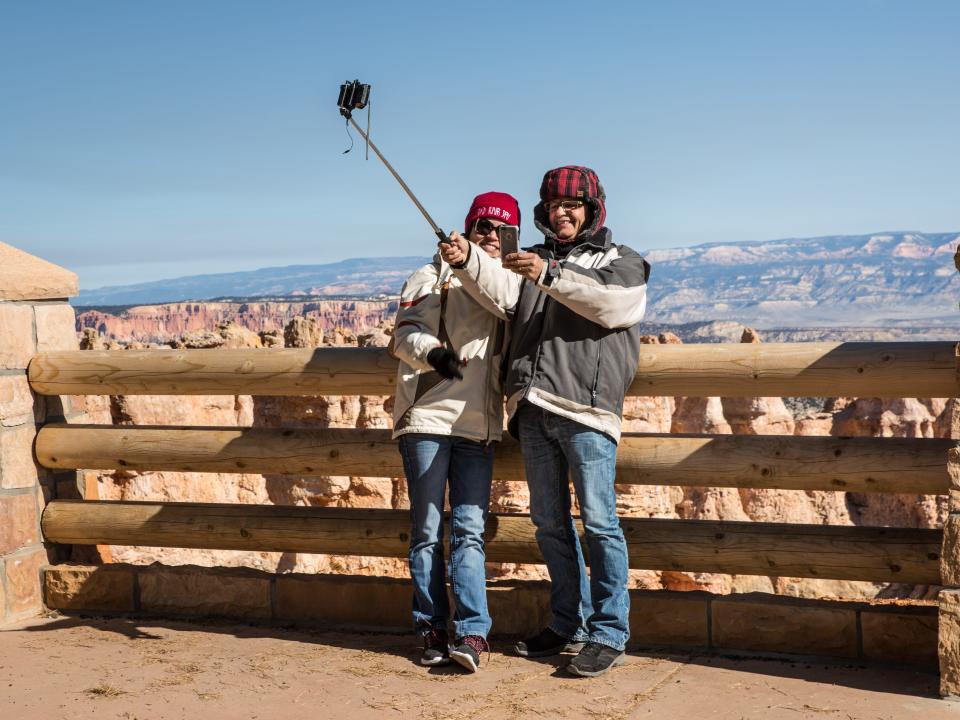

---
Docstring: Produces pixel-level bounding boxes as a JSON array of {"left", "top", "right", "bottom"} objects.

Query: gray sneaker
[
  {"left": 515, "top": 627, "right": 585, "bottom": 658},
  {"left": 449, "top": 635, "right": 489, "bottom": 673},
  {"left": 420, "top": 628, "right": 450, "bottom": 666},
  {"left": 566, "top": 642, "right": 625, "bottom": 677}
]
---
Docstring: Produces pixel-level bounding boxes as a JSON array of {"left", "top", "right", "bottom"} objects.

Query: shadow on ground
[{"left": 11, "top": 613, "right": 940, "bottom": 699}]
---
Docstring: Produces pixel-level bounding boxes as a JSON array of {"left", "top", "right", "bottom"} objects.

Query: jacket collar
[{"left": 543, "top": 226, "right": 612, "bottom": 257}]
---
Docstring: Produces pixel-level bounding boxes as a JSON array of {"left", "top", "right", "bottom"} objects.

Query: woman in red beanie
[{"left": 391, "top": 191, "right": 520, "bottom": 673}]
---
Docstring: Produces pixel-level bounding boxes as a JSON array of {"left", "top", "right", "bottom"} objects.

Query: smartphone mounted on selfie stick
[{"left": 337, "top": 79, "right": 448, "bottom": 244}]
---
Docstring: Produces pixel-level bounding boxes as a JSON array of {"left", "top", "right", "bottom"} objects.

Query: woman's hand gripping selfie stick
[{"left": 338, "top": 80, "right": 448, "bottom": 245}]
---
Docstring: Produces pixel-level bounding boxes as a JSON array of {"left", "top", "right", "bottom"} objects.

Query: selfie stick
[{"left": 342, "top": 114, "right": 448, "bottom": 244}]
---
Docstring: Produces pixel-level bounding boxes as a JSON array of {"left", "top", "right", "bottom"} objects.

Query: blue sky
[{"left": 1, "top": 1, "right": 958, "bottom": 290}]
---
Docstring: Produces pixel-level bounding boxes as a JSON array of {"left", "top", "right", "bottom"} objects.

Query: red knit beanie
[{"left": 464, "top": 191, "right": 521, "bottom": 234}]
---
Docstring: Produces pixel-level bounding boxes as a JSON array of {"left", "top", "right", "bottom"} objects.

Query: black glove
[{"left": 426, "top": 346, "right": 464, "bottom": 380}]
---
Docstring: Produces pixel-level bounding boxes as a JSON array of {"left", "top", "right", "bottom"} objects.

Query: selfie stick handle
[{"left": 346, "top": 115, "right": 447, "bottom": 243}]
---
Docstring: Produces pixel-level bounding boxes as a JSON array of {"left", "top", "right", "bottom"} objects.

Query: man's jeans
[
  {"left": 399, "top": 433, "right": 494, "bottom": 639},
  {"left": 516, "top": 403, "right": 630, "bottom": 651}
]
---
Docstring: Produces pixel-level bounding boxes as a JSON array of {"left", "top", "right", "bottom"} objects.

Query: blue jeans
[
  {"left": 516, "top": 403, "right": 630, "bottom": 651},
  {"left": 399, "top": 433, "right": 494, "bottom": 639}
]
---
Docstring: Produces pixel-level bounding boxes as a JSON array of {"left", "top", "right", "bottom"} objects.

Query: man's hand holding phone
[
  {"left": 502, "top": 254, "right": 545, "bottom": 283},
  {"left": 496, "top": 224, "right": 543, "bottom": 281}
]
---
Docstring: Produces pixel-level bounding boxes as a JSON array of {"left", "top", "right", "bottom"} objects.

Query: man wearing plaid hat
[{"left": 441, "top": 166, "right": 650, "bottom": 677}]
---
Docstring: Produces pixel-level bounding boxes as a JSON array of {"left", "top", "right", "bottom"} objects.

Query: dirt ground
[{"left": 0, "top": 615, "right": 953, "bottom": 720}]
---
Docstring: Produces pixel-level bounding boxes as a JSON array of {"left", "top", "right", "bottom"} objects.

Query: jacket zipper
[
  {"left": 524, "top": 296, "right": 550, "bottom": 401},
  {"left": 526, "top": 247, "right": 569, "bottom": 402},
  {"left": 590, "top": 338, "right": 602, "bottom": 408},
  {"left": 484, "top": 315, "right": 495, "bottom": 444}
]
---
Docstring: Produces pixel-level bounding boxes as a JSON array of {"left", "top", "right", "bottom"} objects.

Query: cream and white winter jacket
[{"left": 391, "top": 254, "right": 507, "bottom": 443}]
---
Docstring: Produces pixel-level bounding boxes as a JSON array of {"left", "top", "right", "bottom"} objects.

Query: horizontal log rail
[
  {"left": 28, "top": 342, "right": 960, "bottom": 398},
  {"left": 41, "top": 500, "right": 942, "bottom": 584},
  {"left": 37, "top": 424, "right": 954, "bottom": 495}
]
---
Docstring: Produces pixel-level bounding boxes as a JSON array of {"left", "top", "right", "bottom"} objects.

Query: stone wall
[
  {"left": 43, "top": 563, "right": 938, "bottom": 669},
  {"left": 0, "top": 241, "right": 84, "bottom": 626}
]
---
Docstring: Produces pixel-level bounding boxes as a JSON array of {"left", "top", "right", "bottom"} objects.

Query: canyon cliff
[{"left": 77, "top": 300, "right": 396, "bottom": 344}]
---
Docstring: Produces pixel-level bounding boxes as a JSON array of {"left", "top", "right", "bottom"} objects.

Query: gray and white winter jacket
[
  {"left": 452, "top": 227, "right": 650, "bottom": 442},
  {"left": 391, "top": 254, "right": 507, "bottom": 443}
]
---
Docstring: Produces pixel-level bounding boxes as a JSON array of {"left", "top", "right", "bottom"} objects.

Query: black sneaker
[
  {"left": 566, "top": 642, "right": 626, "bottom": 677},
  {"left": 449, "top": 635, "right": 489, "bottom": 673},
  {"left": 514, "top": 628, "right": 586, "bottom": 658},
  {"left": 420, "top": 628, "right": 450, "bottom": 667}
]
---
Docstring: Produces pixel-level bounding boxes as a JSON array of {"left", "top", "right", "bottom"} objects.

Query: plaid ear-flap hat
[{"left": 533, "top": 166, "right": 607, "bottom": 243}]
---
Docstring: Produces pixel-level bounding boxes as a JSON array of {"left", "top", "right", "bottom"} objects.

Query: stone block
[
  {"left": 940, "top": 589, "right": 960, "bottom": 699},
  {"left": 44, "top": 564, "right": 135, "bottom": 612},
  {"left": 0, "top": 424, "right": 39, "bottom": 489},
  {"left": 71, "top": 395, "right": 112, "bottom": 425},
  {"left": 34, "top": 304, "right": 78, "bottom": 353},
  {"left": 943, "top": 513, "right": 960, "bottom": 587},
  {"left": 139, "top": 565, "right": 270, "bottom": 620},
  {"left": 0, "top": 304, "right": 35, "bottom": 370},
  {"left": 487, "top": 581, "right": 551, "bottom": 636},
  {"left": 276, "top": 574, "right": 408, "bottom": 628},
  {"left": 5, "top": 547, "right": 47, "bottom": 616},
  {"left": 64, "top": 395, "right": 87, "bottom": 417},
  {"left": 630, "top": 590, "right": 709, "bottom": 648},
  {"left": 861, "top": 607, "right": 937, "bottom": 668},
  {"left": 0, "top": 242, "right": 78, "bottom": 301},
  {"left": 948, "top": 447, "right": 960, "bottom": 511},
  {"left": 0, "top": 560, "right": 6, "bottom": 623},
  {"left": 712, "top": 595, "right": 858, "bottom": 658},
  {"left": 0, "top": 492, "right": 39, "bottom": 554},
  {"left": 0, "top": 374, "right": 34, "bottom": 427}
]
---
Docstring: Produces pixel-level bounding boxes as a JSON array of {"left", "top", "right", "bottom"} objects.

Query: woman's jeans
[
  {"left": 516, "top": 403, "right": 630, "bottom": 651},
  {"left": 399, "top": 433, "right": 494, "bottom": 640}
]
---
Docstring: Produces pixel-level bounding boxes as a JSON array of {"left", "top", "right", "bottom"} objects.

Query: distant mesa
[
  {"left": 74, "top": 256, "right": 428, "bottom": 308},
  {"left": 73, "top": 231, "right": 960, "bottom": 330}
]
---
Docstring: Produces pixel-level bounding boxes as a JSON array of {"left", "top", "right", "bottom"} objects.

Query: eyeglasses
[
  {"left": 545, "top": 199, "right": 585, "bottom": 213},
  {"left": 474, "top": 218, "right": 501, "bottom": 236}
]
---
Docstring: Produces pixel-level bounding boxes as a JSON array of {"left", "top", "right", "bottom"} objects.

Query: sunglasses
[{"left": 474, "top": 218, "right": 501, "bottom": 236}]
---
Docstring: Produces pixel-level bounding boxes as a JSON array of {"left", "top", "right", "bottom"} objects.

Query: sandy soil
[{"left": 0, "top": 615, "right": 952, "bottom": 720}]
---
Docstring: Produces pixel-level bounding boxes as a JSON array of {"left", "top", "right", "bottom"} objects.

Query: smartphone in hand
[{"left": 499, "top": 225, "right": 520, "bottom": 257}]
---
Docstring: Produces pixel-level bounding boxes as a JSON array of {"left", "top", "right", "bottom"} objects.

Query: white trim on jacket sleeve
[
  {"left": 393, "top": 265, "right": 443, "bottom": 372},
  {"left": 451, "top": 243, "right": 523, "bottom": 319},
  {"left": 536, "top": 247, "right": 649, "bottom": 329}
]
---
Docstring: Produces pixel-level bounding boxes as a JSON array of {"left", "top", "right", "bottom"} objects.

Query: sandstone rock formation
[
  {"left": 78, "top": 319, "right": 957, "bottom": 601},
  {"left": 84, "top": 318, "right": 406, "bottom": 578},
  {"left": 76, "top": 300, "right": 396, "bottom": 345}
]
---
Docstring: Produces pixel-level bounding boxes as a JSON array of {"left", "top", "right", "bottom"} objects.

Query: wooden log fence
[
  {"left": 41, "top": 500, "right": 942, "bottom": 585},
  {"left": 36, "top": 424, "right": 954, "bottom": 495},
  {"left": 28, "top": 341, "right": 960, "bottom": 398}
]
